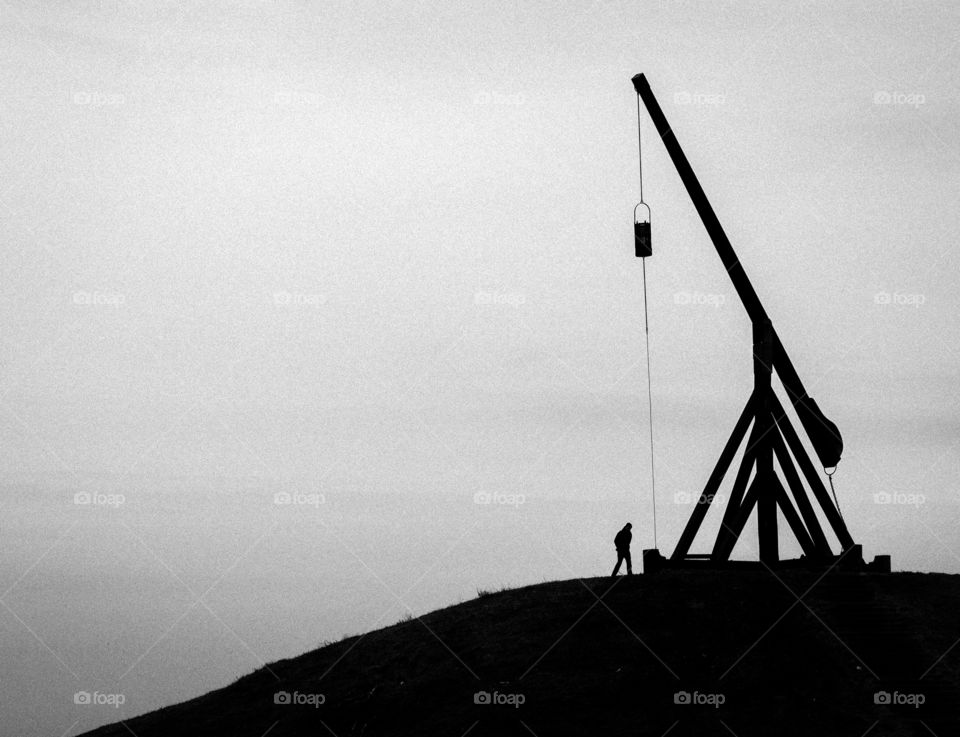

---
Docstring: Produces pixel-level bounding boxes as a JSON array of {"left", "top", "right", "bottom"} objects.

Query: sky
[{"left": 1, "top": 1, "right": 959, "bottom": 734}]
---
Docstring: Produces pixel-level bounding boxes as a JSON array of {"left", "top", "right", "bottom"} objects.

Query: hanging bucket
[{"left": 634, "top": 202, "right": 651, "bottom": 258}]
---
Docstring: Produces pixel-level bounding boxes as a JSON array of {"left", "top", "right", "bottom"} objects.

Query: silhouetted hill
[{"left": 82, "top": 571, "right": 960, "bottom": 736}]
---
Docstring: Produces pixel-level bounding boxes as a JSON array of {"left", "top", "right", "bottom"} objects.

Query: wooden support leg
[
  {"left": 672, "top": 394, "right": 755, "bottom": 560},
  {"left": 771, "top": 429, "right": 832, "bottom": 556},
  {"left": 711, "top": 429, "right": 759, "bottom": 561},
  {"left": 717, "top": 475, "right": 762, "bottom": 558},
  {"left": 770, "top": 393, "right": 854, "bottom": 549},
  {"left": 772, "top": 474, "right": 817, "bottom": 556}
]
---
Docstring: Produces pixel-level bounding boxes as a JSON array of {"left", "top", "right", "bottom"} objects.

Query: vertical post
[{"left": 753, "top": 319, "right": 778, "bottom": 564}]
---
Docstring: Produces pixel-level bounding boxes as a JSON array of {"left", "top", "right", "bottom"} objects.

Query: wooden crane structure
[{"left": 630, "top": 74, "right": 890, "bottom": 573}]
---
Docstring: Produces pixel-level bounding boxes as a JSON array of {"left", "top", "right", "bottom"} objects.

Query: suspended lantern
[{"left": 634, "top": 201, "right": 651, "bottom": 258}]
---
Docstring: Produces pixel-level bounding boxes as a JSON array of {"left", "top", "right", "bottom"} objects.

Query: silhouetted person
[{"left": 612, "top": 522, "right": 633, "bottom": 576}]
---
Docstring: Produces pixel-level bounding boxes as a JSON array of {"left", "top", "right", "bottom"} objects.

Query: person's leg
[
  {"left": 612, "top": 552, "right": 624, "bottom": 576},
  {"left": 625, "top": 550, "right": 633, "bottom": 575}
]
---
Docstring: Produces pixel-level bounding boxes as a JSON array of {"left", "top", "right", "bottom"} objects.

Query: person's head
[{"left": 625, "top": 522, "right": 632, "bottom": 530}]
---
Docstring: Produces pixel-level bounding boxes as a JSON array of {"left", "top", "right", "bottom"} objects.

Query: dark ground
[{"left": 81, "top": 570, "right": 960, "bottom": 737}]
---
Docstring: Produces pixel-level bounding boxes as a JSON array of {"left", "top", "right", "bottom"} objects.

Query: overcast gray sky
[{"left": 1, "top": 1, "right": 959, "bottom": 734}]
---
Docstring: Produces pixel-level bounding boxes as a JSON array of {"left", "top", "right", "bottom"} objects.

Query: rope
[
  {"left": 826, "top": 467, "right": 844, "bottom": 521},
  {"left": 637, "top": 93, "right": 655, "bottom": 547},
  {"left": 636, "top": 95, "right": 644, "bottom": 202},
  {"left": 642, "top": 258, "right": 657, "bottom": 548}
]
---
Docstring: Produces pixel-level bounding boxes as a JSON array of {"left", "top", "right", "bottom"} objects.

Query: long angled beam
[
  {"left": 672, "top": 394, "right": 755, "bottom": 559},
  {"left": 632, "top": 73, "right": 842, "bottom": 469},
  {"left": 632, "top": 74, "right": 766, "bottom": 325}
]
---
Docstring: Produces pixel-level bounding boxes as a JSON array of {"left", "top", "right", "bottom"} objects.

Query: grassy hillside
[{"left": 81, "top": 571, "right": 960, "bottom": 736}]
